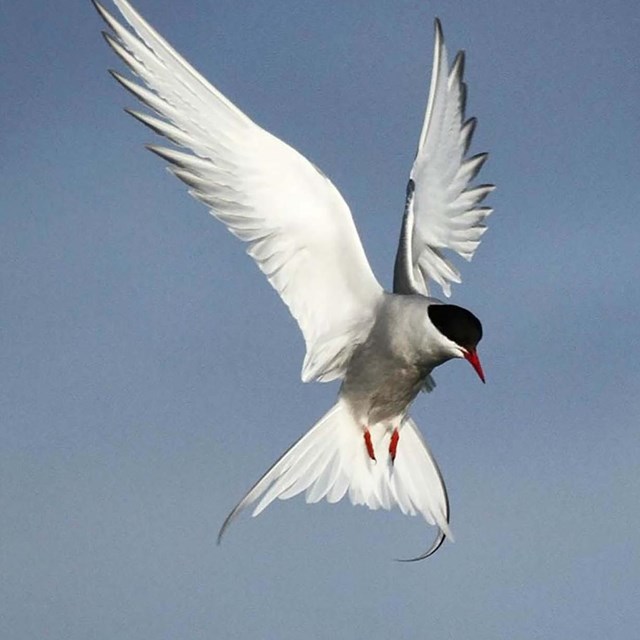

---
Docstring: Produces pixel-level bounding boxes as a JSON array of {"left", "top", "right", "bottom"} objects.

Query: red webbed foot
[
  {"left": 389, "top": 428, "right": 399, "bottom": 463},
  {"left": 363, "top": 428, "right": 376, "bottom": 461}
]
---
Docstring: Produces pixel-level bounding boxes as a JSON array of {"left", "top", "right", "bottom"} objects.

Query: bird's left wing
[
  {"left": 95, "top": 0, "right": 383, "bottom": 382},
  {"left": 394, "top": 19, "right": 494, "bottom": 298}
]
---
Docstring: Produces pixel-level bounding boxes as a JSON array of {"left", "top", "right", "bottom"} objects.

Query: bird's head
[{"left": 427, "top": 303, "right": 485, "bottom": 383}]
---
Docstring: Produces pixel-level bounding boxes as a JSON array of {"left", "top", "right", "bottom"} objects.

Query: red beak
[{"left": 463, "top": 349, "right": 485, "bottom": 383}]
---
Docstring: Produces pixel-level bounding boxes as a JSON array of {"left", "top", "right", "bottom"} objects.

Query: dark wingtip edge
[
  {"left": 434, "top": 17, "right": 443, "bottom": 40},
  {"left": 91, "top": 0, "right": 108, "bottom": 22}
]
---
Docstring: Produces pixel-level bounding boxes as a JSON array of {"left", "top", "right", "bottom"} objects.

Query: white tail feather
[{"left": 218, "top": 399, "right": 452, "bottom": 559}]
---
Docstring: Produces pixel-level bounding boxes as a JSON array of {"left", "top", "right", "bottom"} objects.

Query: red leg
[
  {"left": 389, "top": 428, "right": 399, "bottom": 463},
  {"left": 363, "top": 428, "right": 376, "bottom": 461}
]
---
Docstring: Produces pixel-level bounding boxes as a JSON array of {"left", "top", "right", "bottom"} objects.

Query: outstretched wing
[
  {"left": 95, "top": 0, "right": 383, "bottom": 382},
  {"left": 394, "top": 19, "right": 494, "bottom": 298}
]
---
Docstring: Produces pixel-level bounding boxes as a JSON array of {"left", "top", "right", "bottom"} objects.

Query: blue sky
[{"left": 2, "top": 0, "right": 639, "bottom": 638}]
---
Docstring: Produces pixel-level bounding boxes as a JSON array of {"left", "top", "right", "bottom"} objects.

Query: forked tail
[{"left": 218, "top": 399, "right": 452, "bottom": 560}]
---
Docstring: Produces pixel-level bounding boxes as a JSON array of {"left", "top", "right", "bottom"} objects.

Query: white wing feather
[
  {"left": 95, "top": 0, "right": 383, "bottom": 382},
  {"left": 404, "top": 19, "right": 494, "bottom": 297}
]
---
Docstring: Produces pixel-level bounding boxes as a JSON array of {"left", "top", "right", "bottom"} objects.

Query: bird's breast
[{"left": 340, "top": 356, "right": 427, "bottom": 426}]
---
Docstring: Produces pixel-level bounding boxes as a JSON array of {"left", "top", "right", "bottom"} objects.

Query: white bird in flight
[{"left": 94, "top": 0, "right": 494, "bottom": 561}]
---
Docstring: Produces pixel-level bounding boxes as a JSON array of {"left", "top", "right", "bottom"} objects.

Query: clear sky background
[{"left": 2, "top": 1, "right": 639, "bottom": 638}]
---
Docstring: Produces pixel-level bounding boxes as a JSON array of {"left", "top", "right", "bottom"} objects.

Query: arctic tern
[{"left": 95, "top": 0, "right": 494, "bottom": 561}]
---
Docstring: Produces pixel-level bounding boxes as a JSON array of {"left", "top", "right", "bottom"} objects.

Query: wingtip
[
  {"left": 452, "top": 49, "right": 466, "bottom": 80},
  {"left": 434, "top": 17, "right": 443, "bottom": 39},
  {"left": 433, "top": 18, "right": 445, "bottom": 56},
  {"left": 94, "top": 0, "right": 121, "bottom": 35},
  {"left": 122, "top": 106, "right": 140, "bottom": 121},
  {"left": 92, "top": 0, "right": 108, "bottom": 21},
  {"left": 101, "top": 29, "right": 119, "bottom": 51},
  {"left": 144, "top": 143, "right": 163, "bottom": 156}
]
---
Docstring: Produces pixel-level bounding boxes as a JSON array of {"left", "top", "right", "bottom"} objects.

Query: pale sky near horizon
[{"left": 2, "top": 1, "right": 639, "bottom": 638}]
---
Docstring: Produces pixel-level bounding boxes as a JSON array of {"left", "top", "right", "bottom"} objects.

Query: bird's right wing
[
  {"left": 95, "top": 0, "right": 383, "bottom": 382},
  {"left": 394, "top": 19, "right": 494, "bottom": 298}
]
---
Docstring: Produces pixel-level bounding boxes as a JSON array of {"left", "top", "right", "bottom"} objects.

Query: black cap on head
[{"left": 427, "top": 304, "right": 483, "bottom": 350}]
